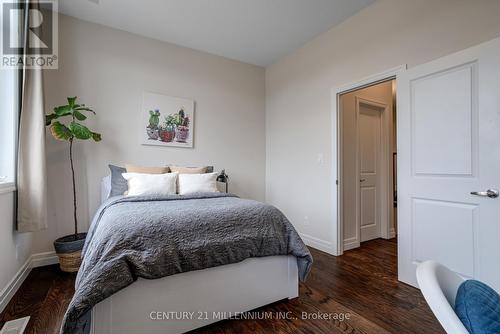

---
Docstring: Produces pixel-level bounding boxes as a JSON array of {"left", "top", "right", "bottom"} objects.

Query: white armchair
[{"left": 416, "top": 261, "right": 469, "bottom": 334}]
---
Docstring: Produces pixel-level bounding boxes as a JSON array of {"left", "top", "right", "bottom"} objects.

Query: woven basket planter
[
  {"left": 57, "top": 251, "right": 82, "bottom": 272},
  {"left": 54, "top": 233, "right": 87, "bottom": 273}
]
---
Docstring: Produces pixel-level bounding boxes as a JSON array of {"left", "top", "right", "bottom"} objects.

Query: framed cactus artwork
[{"left": 141, "top": 92, "right": 194, "bottom": 148}]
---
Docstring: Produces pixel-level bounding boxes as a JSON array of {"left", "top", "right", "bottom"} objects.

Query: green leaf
[
  {"left": 50, "top": 122, "right": 73, "bottom": 141},
  {"left": 73, "top": 110, "right": 87, "bottom": 121},
  {"left": 67, "top": 97, "right": 77, "bottom": 108},
  {"left": 91, "top": 132, "right": 102, "bottom": 142},
  {"left": 75, "top": 106, "right": 95, "bottom": 114},
  {"left": 45, "top": 113, "right": 59, "bottom": 126},
  {"left": 54, "top": 105, "right": 72, "bottom": 116},
  {"left": 69, "top": 122, "right": 92, "bottom": 140}
]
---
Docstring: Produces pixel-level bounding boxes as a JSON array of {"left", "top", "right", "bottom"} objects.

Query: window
[
  {"left": 0, "top": 0, "right": 20, "bottom": 189},
  {"left": 0, "top": 67, "right": 18, "bottom": 187}
]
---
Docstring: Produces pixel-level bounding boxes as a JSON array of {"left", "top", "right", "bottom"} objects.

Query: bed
[{"left": 60, "top": 176, "right": 312, "bottom": 334}]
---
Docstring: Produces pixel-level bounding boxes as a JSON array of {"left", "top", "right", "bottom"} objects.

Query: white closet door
[{"left": 358, "top": 104, "right": 382, "bottom": 242}]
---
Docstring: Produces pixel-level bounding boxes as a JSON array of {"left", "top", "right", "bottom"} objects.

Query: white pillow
[
  {"left": 122, "top": 172, "right": 178, "bottom": 196},
  {"left": 178, "top": 172, "right": 218, "bottom": 195}
]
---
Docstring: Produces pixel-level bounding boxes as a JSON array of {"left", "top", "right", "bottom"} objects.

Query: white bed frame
[{"left": 90, "top": 177, "right": 299, "bottom": 334}]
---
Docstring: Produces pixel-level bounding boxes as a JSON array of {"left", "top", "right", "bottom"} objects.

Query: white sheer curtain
[{"left": 17, "top": 0, "right": 48, "bottom": 232}]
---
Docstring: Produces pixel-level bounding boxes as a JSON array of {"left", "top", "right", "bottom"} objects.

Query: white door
[
  {"left": 358, "top": 102, "right": 382, "bottom": 242},
  {"left": 398, "top": 37, "right": 500, "bottom": 289}
]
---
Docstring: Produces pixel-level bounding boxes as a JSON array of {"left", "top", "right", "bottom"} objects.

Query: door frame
[{"left": 331, "top": 65, "right": 406, "bottom": 256}]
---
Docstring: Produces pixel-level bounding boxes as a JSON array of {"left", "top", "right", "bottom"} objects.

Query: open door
[
  {"left": 397, "top": 38, "right": 500, "bottom": 289},
  {"left": 358, "top": 98, "right": 384, "bottom": 242}
]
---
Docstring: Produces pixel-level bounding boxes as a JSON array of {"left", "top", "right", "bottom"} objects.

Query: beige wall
[
  {"left": 265, "top": 0, "right": 500, "bottom": 250},
  {"left": 0, "top": 193, "right": 32, "bottom": 300},
  {"left": 35, "top": 15, "right": 266, "bottom": 253},
  {"left": 339, "top": 81, "right": 394, "bottom": 245}
]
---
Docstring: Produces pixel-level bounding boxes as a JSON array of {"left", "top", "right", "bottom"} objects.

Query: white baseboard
[
  {"left": 31, "top": 251, "right": 59, "bottom": 268},
  {"left": 343, "top": 237, "right": 360, "bottom": 251},
  {"left": 389, "top": 228, "right": 396, "bottom": 239},
  {"left": 0, "top": 258, "right": 31, "bottom": 314},
  {"left": 0, "top": 251, "right": 59, "bottom": 314},
  {"left": 299, "top": 233, "right": 336, "bottom": 255}
]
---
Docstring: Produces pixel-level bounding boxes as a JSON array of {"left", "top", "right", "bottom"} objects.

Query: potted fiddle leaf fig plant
[{"left": 45, "top": 97, "right": 102, "bottom": 272}]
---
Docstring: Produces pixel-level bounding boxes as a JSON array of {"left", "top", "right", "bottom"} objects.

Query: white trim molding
[
  {"left": 0, "top": 252, "right": 59, "bottom": 313},
  {"left": 335, "top": 65, "right": 407, "bottom": 95},
  {"left": 343, "top": 237, "right": 360, "bottom": 251},
  {"left": 389, "top": 228, "right": 396, "bottom": 239},
  {"left": 299, "top": 233, "right": 335, "bottom": 255},
  {"left": 31, "top": 251, "right": 59, "bottom": 268},
  {"left": 331, "top": 64, "right": 407, "bottom": 256},
  {"left": 0, "top": 259, "right": 31, "bottom": 314},
  {"left": 0, "top": 182, "right": 16, "bottom": 195}
]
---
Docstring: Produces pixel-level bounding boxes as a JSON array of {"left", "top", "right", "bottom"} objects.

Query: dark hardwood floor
[
  {"left": 0, "top": 265, "right": 76, "bottom": 334},
  {"left": 0, "top": 239, "right": 444, "bottom": 334}
]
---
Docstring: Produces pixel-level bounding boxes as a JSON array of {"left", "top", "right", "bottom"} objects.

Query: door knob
[
  {"left": 360, "top": 179, "right": 366, "bottom": 182},
  {"left": 470, "top": 189, "right": 499, "bottom": 198}
]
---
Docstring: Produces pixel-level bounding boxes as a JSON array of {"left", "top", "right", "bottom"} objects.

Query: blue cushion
[
  {"left": 455, "top": 280, "right": 500, "bottom": 334},
  {"left": 108, "top": 164, "right": 127, "bottom": 197}
]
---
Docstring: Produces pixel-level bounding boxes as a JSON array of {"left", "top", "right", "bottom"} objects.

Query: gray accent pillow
[{"left": 108, "top": 164, "right": 128, "bottom": 197}]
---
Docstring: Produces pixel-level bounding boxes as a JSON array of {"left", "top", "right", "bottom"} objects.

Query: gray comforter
[{"left": 60, "top": 193, "right": 313, "bottom": 334}]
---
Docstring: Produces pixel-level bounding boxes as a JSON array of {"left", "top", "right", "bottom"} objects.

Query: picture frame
[{"left": 141, "top": 92, "right": 194, "bottom": 148}]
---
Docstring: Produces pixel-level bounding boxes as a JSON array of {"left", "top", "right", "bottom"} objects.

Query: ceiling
[{"left": 58, "top": 0, "right": 375, "bottom": 67}]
